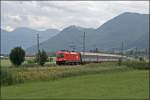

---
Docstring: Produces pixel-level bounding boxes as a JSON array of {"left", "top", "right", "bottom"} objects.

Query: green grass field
[
  {"left": 1, "top": 59, "right": 12, "bottom": 67},
  {"left": 0, "top": 59, "right": 55, "bottom": 67},
  {"left": 1, "top": 59, "right": 149, "bottom": 99},
  {"left": 1, "top": 70, "right": 149, "bottom": 99}
]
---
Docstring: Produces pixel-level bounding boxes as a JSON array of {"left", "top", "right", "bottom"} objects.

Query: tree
[
  {"left": 139, "top": 57, "right": 144, "bottom": 62},
  {"left": 9, "top": 47, "right": 25, "bottom": 66},
  {"left": 118, "top": 58, "right": 122, "bottom": 66},
  {"left": 35, "top": 50, "right": 48, "bottom": 66}
]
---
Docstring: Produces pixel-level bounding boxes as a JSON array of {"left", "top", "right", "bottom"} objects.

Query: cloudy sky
[{"left": 1, "top": 1, "right": 149, "bottom": 31}]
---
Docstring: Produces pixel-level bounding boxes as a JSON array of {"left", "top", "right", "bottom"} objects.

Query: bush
[
  {"left": 0, "top": 68, "right": 23, "bottom": 85},
  {"left": 139, "top": 57, "right": 144, "bottom": 62},
  {"left": 9, "top": 47, "right": 25, "bottom": 66},
  {"left": 123, "top": 61, "right": 149, "bottom": 69},
  {"left": 27, "top": 60, "right": 35, "bottom": 64},
  {"left": 49, "top": 57, "right": 53, "bottom": 62},
  {"left": 35, "top": 50, "right": 48, "bottom": 66}
]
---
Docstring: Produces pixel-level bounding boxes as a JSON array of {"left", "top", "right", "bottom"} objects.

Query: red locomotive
[
  {"left": 56, "top": 51, "right": 125, "bottom": 65},
  {"left": 56, "top": 51, "right": 81, "bottom": 65}
]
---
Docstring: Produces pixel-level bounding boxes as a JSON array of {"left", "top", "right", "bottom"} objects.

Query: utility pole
[
  {"left": 37, "top": 34, "right": 40, "bottom": 53},
  {"left": 83, "top": 32, "right": 86, "bottom": 62},
  {"left": 135, "top": 47, "right": 138, "bottom": 58},
  {"left": 96, "top": 48, "right": 98, "bottom": 62},
  {"left": 121, "top": 41, "right": 124, "bottom": 59},
  {"left": 118, "top": 41, "right": 124, "bottom": 66},
  {"left": 37, "top": 34, "right": 40, "bottom": 61},
  {"left": 83, "top": 32, "right": 86, "bottom": 53},
  {"left": 145, "top": 48, "right": 148, "bottom": 57},
  {"left": 121, "top": 41, "right": 123, "bottom": 55}
]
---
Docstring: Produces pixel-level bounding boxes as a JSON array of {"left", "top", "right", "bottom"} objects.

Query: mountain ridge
[
  {"left": 26, "top": 12, "right": 149, "bottom": 54},
  {"left": 1, "top": 28, "right": 60, "bottom": 54}
]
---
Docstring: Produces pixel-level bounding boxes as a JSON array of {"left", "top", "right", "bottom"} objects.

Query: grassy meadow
[
  {"left": 1, "top": 70, "right": 149, "bottom": 99},
  {"left": 1, "top": 59, "right": 12, "bottom": 67},
  {"left": 0, "top": 59, "right": 149, "bottom": 99}
]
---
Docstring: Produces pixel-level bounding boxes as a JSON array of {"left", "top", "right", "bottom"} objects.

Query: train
[{"left": 56, "top": 50, "right": 126, "bottom": 65}]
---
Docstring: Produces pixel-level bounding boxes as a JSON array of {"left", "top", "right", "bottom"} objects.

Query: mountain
[
  {"left": 93, "top": 12, "right": 149, "bottom": 50},
  {"left": 26, "top": 12, "right": 149, "bottom": 54},
  {"left": 26, "top": 25, "right": 96, "bottom": 54},
  {"left": 1, "top": 27, "right": 60, "bottom": 54}
]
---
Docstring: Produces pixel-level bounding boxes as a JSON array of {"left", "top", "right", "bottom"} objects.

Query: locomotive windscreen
[{"left": 56, "top": 54, "right": 64, "bottom": 58}]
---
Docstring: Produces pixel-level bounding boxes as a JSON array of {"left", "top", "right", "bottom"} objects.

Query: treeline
[{"left": 8, "top": 47, "right": 48, "bottom": 66}]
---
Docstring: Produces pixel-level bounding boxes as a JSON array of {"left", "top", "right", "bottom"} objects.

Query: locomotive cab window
[{"left": 56, "top": 54, "right": 64, "bottom": 58}]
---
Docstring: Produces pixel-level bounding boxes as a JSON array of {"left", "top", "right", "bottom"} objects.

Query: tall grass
[
  {"left": 1, "top": 62, "right": 129, "bottom": 86},
  {"left": 1, "top": 61, "right": 148, "bottom": 86},
  {"left": 0, "top": 68, "right": 23, "bottom": 85}
]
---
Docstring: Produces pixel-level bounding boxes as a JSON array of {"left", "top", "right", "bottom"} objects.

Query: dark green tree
[
  {"left": 118, "top": 58, "right": 122, "bottom": 66},
  {"left": 139, "top": 57, "right": 144, "bottom": 62},
  {"left": 35, "top": 50, "right": 48, "bottom": 66},
  {"left": 9, "top": 47, "right": 25, "bottom": 66}
]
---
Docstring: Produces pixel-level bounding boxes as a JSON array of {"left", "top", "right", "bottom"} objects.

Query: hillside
[
  {"left": 26, "top": 12, "right": 149, "bottom": 54},
  {"left": 1, "top": 27, "right": 60, "bottom": 54},
  {"left": 94, "top": 12, "right": 149, "bottom": 49}
]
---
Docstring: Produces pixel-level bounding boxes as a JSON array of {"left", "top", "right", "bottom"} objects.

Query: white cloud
[
  {"left": 5, "top": 26, "right": 14, "bottom": 32},
  {"left": 1, "top": 1, "right": 149, "bottom": 31}
]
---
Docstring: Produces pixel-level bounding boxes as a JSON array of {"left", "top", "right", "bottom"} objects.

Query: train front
[
  {"left": 56, "top": 51, "right": 65, "bottom": 65},
  {"left": 56, "top": 51, "right": 81, "bottom": 65}
]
